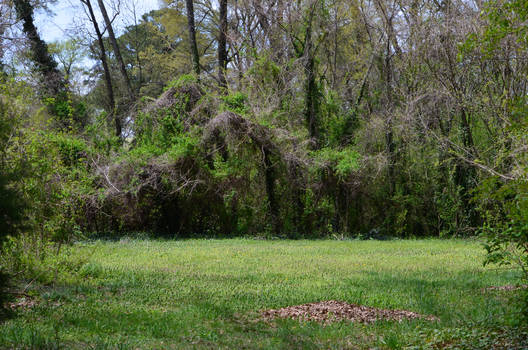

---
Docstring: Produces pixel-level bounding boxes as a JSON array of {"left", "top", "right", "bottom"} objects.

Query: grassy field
[{"left": 0, "top": 239, "right": 525, "bottom": 349}]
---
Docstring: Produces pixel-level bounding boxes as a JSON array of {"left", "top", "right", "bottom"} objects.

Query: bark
[
  {"left": 303, "top": 11, "right": 319, "bottom": 147},
  {"left": 263, "top": 148, "right": 280, "bottom": 234},
  {"left": 13, "top": 0, "right": 65, "bottom": 95},
  {"left": 0, "top": 14, "right": 5, "bottom": 75},
  {"left": 289, "top": 159, "right": 306, "bottom": 235},
  {"left": 96, "top": 0, "right": 134, "bottom": 100},
  {"left": 82, "top": 0, "right": 119, "bottom": 137},
  {"left": 454, "top": 107, "right": 478, "bottom": 230},
  {"left": 217, "top": 0, "right": 228, "bottom": 89},
  {"left": 185, "top": 0, "right": 200, "bottom": 76},
  {"left": 384, "top": 42, "right": 396, "bottom": 195}
]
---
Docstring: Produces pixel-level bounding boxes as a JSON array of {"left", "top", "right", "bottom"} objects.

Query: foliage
[
  {"left": 313, "top": 147, "right": 360, "bottom": 178},
  {"left": 221, "top": 92, "right": 249, "bottom": 115},
  {"left": 0, "top": 80, "right": 93, "bottom": 282},
  {"left": 0, "top": 99, "right": 23, "bottom": 319},
  {"left": 476, "top": 178, "right": 528, "bottom": 278},
  {"left": 462, "top": 0, "right": 528, "bottom": 309}
]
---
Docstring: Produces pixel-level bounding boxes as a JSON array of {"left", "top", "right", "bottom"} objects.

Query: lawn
[{"left": 0, "top": 239, "right": 525, "bottom": 349}]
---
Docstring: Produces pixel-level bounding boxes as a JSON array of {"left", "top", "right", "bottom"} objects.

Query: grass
[{"left": 0, "top": 239, "right": 525, "bottom": 349}]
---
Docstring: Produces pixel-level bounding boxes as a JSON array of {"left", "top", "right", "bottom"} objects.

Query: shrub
[
  {"left": 0, "top": 99, "right": 24, "bottom": 319},
  {"left": 476, "top": 177, "right": 528, "bottom": 279}
]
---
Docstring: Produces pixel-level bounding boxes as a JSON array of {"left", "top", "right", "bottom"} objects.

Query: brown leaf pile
[{"left": 261, "top": 300, "right": 439, "bottom": 324}]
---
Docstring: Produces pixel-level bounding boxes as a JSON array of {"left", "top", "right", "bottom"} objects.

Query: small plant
[
  {"left": 221, "top": 92, "right": 249, "bottom": 115},
  {"left": 165, "top": 74, "right": 198, "bottom": 91}
]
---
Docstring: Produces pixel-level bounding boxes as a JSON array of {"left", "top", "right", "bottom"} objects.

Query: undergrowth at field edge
[{"left": 0, "top": 239, "right": 525, "bottom": 349}]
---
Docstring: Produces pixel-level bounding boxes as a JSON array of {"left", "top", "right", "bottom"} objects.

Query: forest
[{"left": 0, "top": 0, "right": 527, "bottom": 348}]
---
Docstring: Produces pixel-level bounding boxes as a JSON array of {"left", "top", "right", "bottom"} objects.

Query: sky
[{"left": 35, "top": 0, "right": 162, "bottom": 43}]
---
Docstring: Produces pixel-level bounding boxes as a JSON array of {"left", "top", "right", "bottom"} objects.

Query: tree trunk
[
  {"left": 454, "top": 107, "right": 478, "bottom": 231},
  {"left": 218, "top": 0, "right": 228, "bottom": 89},
  {"left": 96, "top": 0, "right": 134, "bottom": 100},
  {"left": 0, "top": 17, "right": 6, "bottom": 76},
  {"left": 384, "top": 37, "right": 396, "bottom": 196},
  {"left": 185, "top": 0, "right": 200, "bottom": 76},
  {"left": 373, "top": 0, "right": 402, "bottom": 56},
  {"left": 82, "top": 0, "right": 119, "bottom": 137},
  {"left": 303, "top": 13, "right": 319, "bottom": 147},
  {"left": 263, "top": 149, "right": 280, "bottom": 234},
  {"left": 13, "top": 0, "right": 65, "bottom": 95}
]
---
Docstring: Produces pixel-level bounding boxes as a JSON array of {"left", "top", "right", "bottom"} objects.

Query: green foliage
[
  {"left": 463, "top": 1, "right": 528, "bottom": 313},
  {"left": 0, "top": 99, "right": 23, "bottom": 319},
  {"left": 0, "top": 79, "right": 94, "bottom": 285},
  {"left": 0, "top": 102, "right": 23, "bottom": 241},
  {"left": 248, "top": 55, "right": 281, "bottom": 86},
  {"left": 476, "top": 177, "right": 528, "bottom": 277},
  {"left": 221, "top": 92, "right": 249, "bottom": 115},
  {"left": 313, "top": 147, "right": 360, "bottom": 178},
  {"left": 43, "top": 92, "right": 87, "bottom": 131},
  {"left": 167, "top": 133, "right": 200, "bottom": 161},
  {"left": 165, "top": 74, "right": 198, "bottom": 91},
  {"left": 49, "top": 133, "right": 89, "bottom": 166},
  {"left": 134, "top": 109, "right": 185, "bottom": 153}
]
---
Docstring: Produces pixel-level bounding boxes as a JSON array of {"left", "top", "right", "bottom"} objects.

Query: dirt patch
[
  {"left": 483, "top": 284, "right": 528, "bottom": 292},
  {"left": 261, "top": 300, "right": 439, "bottom": 324}
]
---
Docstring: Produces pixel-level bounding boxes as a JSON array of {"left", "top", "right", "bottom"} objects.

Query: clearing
[{"left": 0, "top": 239, "right": 525, "bottom": 349}]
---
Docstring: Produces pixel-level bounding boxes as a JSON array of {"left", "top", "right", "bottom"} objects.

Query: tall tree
[
  {"left": 302, "top": 4, "right": 320, "bottom": 147},
  {"left": 217, "top": 0, "right": 227, "bottom": 89},
  {"left": 185, "top": 0, "right": 200, "bottom": 76},
  {"left": 13, "top": 0, "right": 65, "bottom": 95},
  {"left": 288, "top": 0, "right": 326, "bottom": 147},
  {"left": 96, "top": 0, "right": 135, "bottom": 100},
  {"left": 81, "top": 0, "right": 119, "bottom": 137}
]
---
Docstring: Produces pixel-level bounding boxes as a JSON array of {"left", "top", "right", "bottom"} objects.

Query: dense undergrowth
[{"left": 0, "top": 72, "right": 519, "bottom": 242}]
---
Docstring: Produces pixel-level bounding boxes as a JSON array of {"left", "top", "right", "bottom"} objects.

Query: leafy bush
[
  {"left": 312, "top": 147, "right": 360, "bottom": 178},
  {"left": 0, "top": 80, "right": 94, "bottom": 285},
  {"left": 476, "top": 177, "right": 528, "bottom": 279},
  {"left": 221, "top": 92, "right": 249, "bottom": 115},
  {"left": 0, "top": 98, "right": 24, "bottom": 319}
]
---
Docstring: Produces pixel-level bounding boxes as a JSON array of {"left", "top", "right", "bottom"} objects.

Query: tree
[
  {"left": 286, "top": 0, "right": 328, "bottom": 147},
  {"left": 13, "top": 0, "right": 65, "bottom": 95},
  {"left": 217, "top": 0, "right": 227, "bottom": 89},
  {"left": 80, "top": 0, "right": 119, "bottom": 136},
  {"left": 96, "top": 0, "right": 135, "bottom": 100},
  {"left": 185, "top": 0, "right": 200, "bottom": 76},
  {"left": 49, "top": 38, "right": 87, "bottom": 94}
]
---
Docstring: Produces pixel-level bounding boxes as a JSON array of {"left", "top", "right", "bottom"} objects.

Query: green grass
[{"left": 1, "top": 239, "right": 525, "bottom": 349}]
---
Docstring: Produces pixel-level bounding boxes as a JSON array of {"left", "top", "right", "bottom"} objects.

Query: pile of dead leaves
[{"left": 261, "top": 300, "right": 439, "bottom": 324}]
